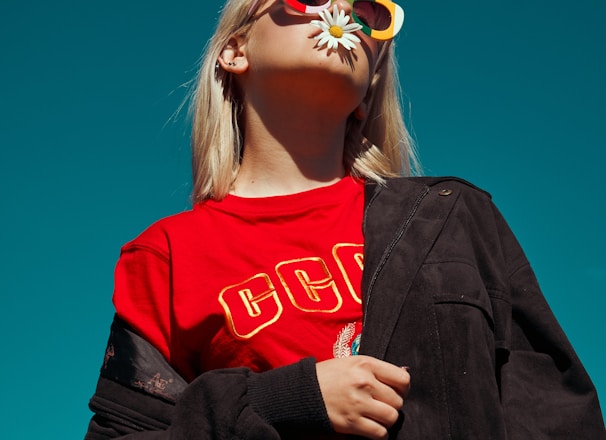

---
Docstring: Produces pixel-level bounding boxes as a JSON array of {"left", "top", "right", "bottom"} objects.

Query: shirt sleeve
[{"left": 113, "top": 226, "right": 172, "bottom": 364}]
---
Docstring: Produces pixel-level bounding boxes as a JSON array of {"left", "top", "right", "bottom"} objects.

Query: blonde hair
[{"left": 189, "top": 0, "right": 419, "bottom": 202}]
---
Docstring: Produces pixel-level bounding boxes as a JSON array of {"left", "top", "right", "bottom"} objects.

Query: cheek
[
  {"left": 246, "top": 21, "right": 316, "bottom": 67},
  {"left": 358, "top": 35, "right": 381, "bottom": 69}
]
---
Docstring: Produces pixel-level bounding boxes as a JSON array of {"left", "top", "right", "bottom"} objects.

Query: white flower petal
[
  {"left": 332, "top": 6, "right": 341, "bottom": 21},
  {"left": 342, "top": 23, "right": 362, "bottom": 32},
  {"left": 310, "top": 21, "right": 329, "bottom": 31},
  {"left": 317, "top": 35, "right": 331, "bottom": 47},
  {"left": 309, "top": 5, "right": 361, "bottom": 52},
  {"left": 338, "top": 39, "right": 352, "bottom": 49},
  {"left": 342, "top": 33, "right": 361, "bottom": 44},
  {"left": 324, "top": 9, "right": 335, "bottom": 26}
]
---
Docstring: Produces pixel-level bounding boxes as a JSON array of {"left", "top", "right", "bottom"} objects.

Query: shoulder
[
  {"left": 410, "top": 176, "right": 490, "bottom": 194},
  {"left": 385, "top": 176, "right": 491, "bottom": 199},
  {"left": 121, "top": 208, "right": 202, "bottom": 256},
  {"left": 366, "top": 176, "right": 511, "bottom": 242},
  {"left": 365, "top": 176, "right": 493, "bottom": 211}
]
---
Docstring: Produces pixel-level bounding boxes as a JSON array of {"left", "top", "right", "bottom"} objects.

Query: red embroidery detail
[{"left": 103, "top": 343, "right": 115, "bottom": 369}]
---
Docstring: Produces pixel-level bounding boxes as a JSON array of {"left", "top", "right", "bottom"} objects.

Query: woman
[{"left": 85, "top": 0, "right": 605, "bottom": 439}]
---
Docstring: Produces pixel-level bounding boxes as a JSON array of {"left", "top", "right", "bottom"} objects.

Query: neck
[{"left": 232, "top": 98, "right": 351, "bottom": 198}]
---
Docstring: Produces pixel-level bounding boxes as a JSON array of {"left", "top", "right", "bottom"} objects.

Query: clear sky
[{"left": 1, "top": 0, "right": 604, "bottom": 437}]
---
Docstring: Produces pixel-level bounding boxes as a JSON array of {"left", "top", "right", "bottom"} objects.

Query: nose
[{"left": 332, "top": 0, "right": 353, "bottom": 15}]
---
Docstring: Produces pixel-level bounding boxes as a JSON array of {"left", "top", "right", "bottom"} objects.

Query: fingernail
[{"left": 401, "top": 366, "right": 410, "bottom": 371}]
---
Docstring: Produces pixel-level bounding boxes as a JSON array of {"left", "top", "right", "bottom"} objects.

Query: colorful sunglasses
[{"left": 283, "top": 0, "right": 404, "bottom": 40}]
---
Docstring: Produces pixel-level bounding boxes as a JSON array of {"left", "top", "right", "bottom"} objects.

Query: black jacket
[{"left": 86, "top": 177, "right": 605, "bottom": 439}]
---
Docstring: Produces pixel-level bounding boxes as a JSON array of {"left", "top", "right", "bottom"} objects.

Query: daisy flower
[{"left": 310, "top": 5, "right": 363, "bottom": 51}]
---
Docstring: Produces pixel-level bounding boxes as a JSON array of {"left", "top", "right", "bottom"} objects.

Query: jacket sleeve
[
  {"left": 85, "top": 316, "right": 332, "bottom": 440},
  {"left": 87, "top": 222, "right": 332, "bottom": 439},
  {"left": 489, "top": 203, "right": 605, "bottom": 438}
]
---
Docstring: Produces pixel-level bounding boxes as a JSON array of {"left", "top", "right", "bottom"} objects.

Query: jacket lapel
[{"left": 359, "top": 178, "right": 459, "bottom": 359}]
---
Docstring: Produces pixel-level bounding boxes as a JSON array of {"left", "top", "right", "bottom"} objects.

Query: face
[
  {"left": 283, "top": 0, "right": 404, "bottom": 41},
  {"left": 237, "top": 0, "right": 382, "bottom": 116}
]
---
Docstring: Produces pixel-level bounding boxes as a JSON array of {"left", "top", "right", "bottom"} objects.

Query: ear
[
  {"left": 217, "top": 36, "right": 249, "bottom": 74},
  {"left": 353, "top": 101, "right": 368, "bottom": 121}
]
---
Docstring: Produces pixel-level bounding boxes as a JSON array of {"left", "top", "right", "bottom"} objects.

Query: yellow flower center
[{"left": 329, "top": 25, "right": 344, "bottom": 38}]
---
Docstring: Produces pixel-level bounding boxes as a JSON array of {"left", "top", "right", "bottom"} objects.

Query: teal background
[{"left": 1, "top": 0, "right": 604, "bottom": 437}]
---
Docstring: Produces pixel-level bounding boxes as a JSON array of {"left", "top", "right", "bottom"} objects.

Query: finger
[
  {"left": 360, "top": 398, "right": 401, "bottom": 431},
  {"left": 344, "top": 415, "right": 390, "bottom": 440},
  {"left": 370, "top": 378, "right": 405, "bottom": 410},
  {"left": 366, "top": 358, "right": 411, "bottom": 395}
]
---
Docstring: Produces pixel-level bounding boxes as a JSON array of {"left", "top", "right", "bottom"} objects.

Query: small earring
[{"left": 228, "top": 61, "right": 237, "bottom": 66}]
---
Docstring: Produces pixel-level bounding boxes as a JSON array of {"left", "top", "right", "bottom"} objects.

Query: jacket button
[{"left": 438, "top": 189, "right": 453, "bottom": 196}]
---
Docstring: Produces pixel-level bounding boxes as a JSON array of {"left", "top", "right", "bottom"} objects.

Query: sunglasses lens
[
  {"left": 353, "top": 1, "right": 392, "bottom": 31},
  {"left": 297, "top": 0, "right": 331, "bottom": 6}
]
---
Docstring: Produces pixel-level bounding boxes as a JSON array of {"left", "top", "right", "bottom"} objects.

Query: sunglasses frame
[{"left": 283, "top": 0, "right": 404, "bottom": 40}]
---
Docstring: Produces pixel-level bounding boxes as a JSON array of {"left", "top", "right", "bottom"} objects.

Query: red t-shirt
[{"left": 114, "top": 176, "right": 365, "bottom": 381}]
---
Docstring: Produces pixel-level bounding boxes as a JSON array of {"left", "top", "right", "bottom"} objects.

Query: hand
[{"left": 316, "top": 355, "right": 410, "bottom": 440}]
